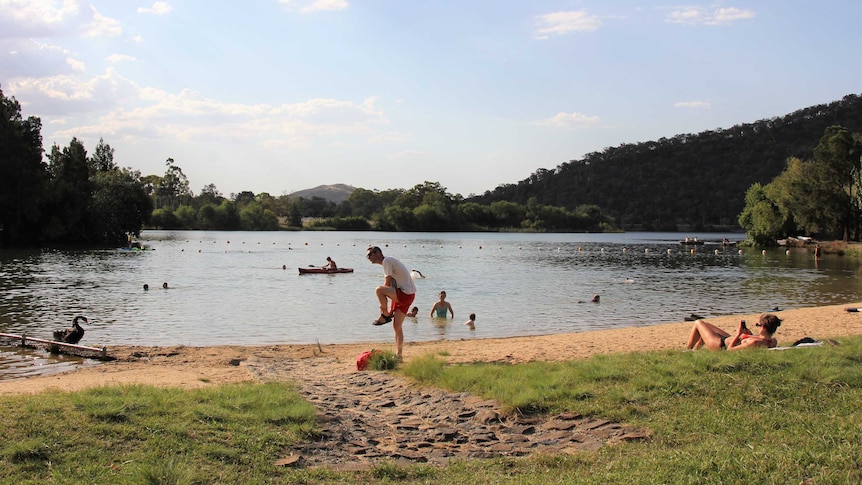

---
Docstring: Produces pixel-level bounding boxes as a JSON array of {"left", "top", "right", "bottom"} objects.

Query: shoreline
[{"left": 1, "top": 301, "right": 860, "bottom": 396}]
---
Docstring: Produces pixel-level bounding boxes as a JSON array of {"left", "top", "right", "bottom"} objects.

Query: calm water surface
[{"left": 2, "top": 231, "right": 860, "bottom": 374}]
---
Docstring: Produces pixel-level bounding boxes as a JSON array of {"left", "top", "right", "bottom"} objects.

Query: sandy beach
[{"left": 2, "top": 301, "right": 860, "bottom": 396}]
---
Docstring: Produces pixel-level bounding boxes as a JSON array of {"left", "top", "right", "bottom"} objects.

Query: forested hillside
[{"left": 473, "top": 94, "right": 862, "bottom": 231}]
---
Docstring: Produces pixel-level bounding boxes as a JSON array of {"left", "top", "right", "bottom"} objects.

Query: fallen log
[{"left": 0, "top": 332, "right": 111, "bottom": 360}]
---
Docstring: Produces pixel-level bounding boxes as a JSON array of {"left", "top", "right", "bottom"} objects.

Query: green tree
[
  {"left": 239, "top": 202, "right": 278, "bottom": 230},
  {"left": 287, "top": 203, "right": 302, "bottom": 228},
  {"left": 811, "top": 125, "right": 862, "bottom": 240},
  {"left": 155, "top": 158, "right": 191, "bottom": 210},
  {"left": 150, "top": 207, "right": 180, "bottom": 229},
  {"left": 197, "top": 183, "right": 224, "bottom": 208},
  {"left": 233, "top": 190, "right": 256, "bottom": 208},
  {"left": 345, "top": 188, "right": 386, "bottom": 219},
  {"left": 0, "top": 86, "right": 46, "bottom": 246},
  {"left": 769, "top": 157, "right": 822, "bottom": 236},
  {"left": 198, "top": 203, "right": 218, "bottom": 229},
  {"left": 738, "top": 182, "right": 786, "bottom": 245},
  {"left": 88, "top": 137, "right": 116, "bottom": 175},
  {"left": 90, "top": 168, "right": 154, "bottom": 244},
  {"left": 44, "top": 138, "right": 91, "bottom": 242},
  {"left": 458, "top": 202, "right": 491, "bottom": 227},
  {"left": 175, "top": 205, "right": 197, "bottom": 228},
  {"left": 489, "top": 200, "right": 525, "bottom": 227},
  {"left": 214, "top": 200, "right": 240, "bottom": 230}
]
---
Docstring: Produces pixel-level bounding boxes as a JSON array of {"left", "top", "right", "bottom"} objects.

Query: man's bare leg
[
  {"left": 375, "top": 285, "right": 399, "bottom": 316},
  {"left": 392, "top": 310, "right": 405, "bottom": 359}
]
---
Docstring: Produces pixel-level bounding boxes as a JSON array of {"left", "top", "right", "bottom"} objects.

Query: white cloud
[
  {"left": 9, "top": 67, "right": 137, "bottom": 114},
  {"left": 0, "top": 0, "right": 121, "bottom": 38},
  {"left": 0, "top": 39, "right": 76, "bottom": 79},
  {"left": 137, "top": 2, "right": 172, "bottom": 15},
  {"left": 83, "top": 10, "right": 121, "bottom": 37},
  {"left": 15, "top": 67, "right": 390, "bottom": 149},
  {"left": 533, "top": 111, "right": 600, "bottom": 129},
  {"left": 666, "top": 6, "right": 755, "bottom": 25},
  {"left": 279, "top": 0, "right": 349, "bottom": 13},
  {"left": 675, "top": 101, "right": 711, "bottom": 109},
  {"left": 66, "top": 57, "right": 85, "bottom": 72},
  {"left": 534, "top": 11, "right": 601, "bottom": 39},
  {"left": 106, "top": 53, "right": 136, "bottom": 63}
]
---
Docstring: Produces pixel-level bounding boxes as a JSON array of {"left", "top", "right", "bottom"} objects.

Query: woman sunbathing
[{"left": 686, "top": 313, "right": 781, "bottom": 350}]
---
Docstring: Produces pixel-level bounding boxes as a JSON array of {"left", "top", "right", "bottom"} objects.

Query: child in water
[{"left": 464, "top": 313, "right": 476, "bottom": 329}]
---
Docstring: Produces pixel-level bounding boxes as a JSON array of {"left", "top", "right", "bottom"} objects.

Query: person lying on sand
[{"left": 686, "top": 313, "right": 781, "bottom": 351}]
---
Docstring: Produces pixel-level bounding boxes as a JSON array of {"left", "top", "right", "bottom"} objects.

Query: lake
[{"left": 1, "top": 231, "right": 860, "bottom": 378}]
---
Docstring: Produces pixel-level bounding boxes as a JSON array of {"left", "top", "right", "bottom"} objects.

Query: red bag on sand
[{"left": 356, "top": 349, "right": 379, "bottom": 371}]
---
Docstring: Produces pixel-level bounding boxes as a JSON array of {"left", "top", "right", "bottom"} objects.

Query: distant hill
[
  {"left": 290, "top": 184, "right": 356, "bottom": 204},
  {"left": 472, "top": 94, "right": 862, "bottom": 231}
]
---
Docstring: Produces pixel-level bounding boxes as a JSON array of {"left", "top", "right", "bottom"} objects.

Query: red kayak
[{"left": 298, "top": 267, "right": 354, "bottom": 274}]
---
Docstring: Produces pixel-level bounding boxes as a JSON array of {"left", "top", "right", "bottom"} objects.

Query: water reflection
[{"left": 0, "top": 346, "right": 98, "bottom": 381}]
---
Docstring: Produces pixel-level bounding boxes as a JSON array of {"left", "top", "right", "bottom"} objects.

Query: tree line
[
  {"left": 3, "top": 83, "right": 859, "bottom": 248},
  {"left": 148, "top": 179, "right": 615, "bottom": 234},
  {"left": 0, "top": 86, "right": 614, "bottom": 248},
  {"left": 473, "top": 94, "right": 862, "bottom": 235}
]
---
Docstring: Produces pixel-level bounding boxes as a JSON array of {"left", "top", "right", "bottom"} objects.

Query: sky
[{"left": 2, "top": 1, "right": 860, "bottom": 199}]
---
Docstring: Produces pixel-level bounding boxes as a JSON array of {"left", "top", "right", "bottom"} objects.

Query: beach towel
[{"left": 770, "top": 337, "right": 839, "bottom": 350}]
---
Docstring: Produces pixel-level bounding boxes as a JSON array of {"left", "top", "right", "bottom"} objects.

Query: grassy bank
[
  {"left": 2, "top": 338, "right": 861, "bottom": 484},
  {"left": 401, "top": 337, "right": 862, "bottom": 484}
]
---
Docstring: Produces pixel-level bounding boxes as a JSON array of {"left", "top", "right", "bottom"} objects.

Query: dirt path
[{"left": 244, "top": 354, "right": 648, "bottom": 470}]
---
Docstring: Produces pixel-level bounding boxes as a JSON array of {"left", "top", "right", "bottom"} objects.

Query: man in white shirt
[{"left": 367, "top": 246, "right": 416, "bottom": 359}]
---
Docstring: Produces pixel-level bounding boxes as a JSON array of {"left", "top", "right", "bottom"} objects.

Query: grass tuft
[
  {"left": 368, "top": 350, "right": 400, "bottom": 370},
  {"left": 3, "top": 438, "right": 51, "bottom": 463}
]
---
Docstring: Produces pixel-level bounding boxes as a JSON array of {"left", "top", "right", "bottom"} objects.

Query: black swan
[{"left": 53, "top": 316, "right": 87, "bottom": 345}]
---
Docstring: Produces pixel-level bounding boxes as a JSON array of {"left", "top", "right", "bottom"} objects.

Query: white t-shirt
[{"left": 382, "top": 256, "right": 416, "bottom": 294}]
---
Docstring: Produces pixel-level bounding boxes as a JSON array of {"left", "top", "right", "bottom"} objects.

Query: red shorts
[{"left": 391, "top": 289, "right": 416, "bottom": 316}]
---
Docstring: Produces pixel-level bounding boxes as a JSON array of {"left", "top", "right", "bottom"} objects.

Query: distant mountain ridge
[
  {"left": 472, "top": 93, "right": 862, "bottom": 231},
  {"left": 290, "top": 184, "right": 356, "bottom": 204}
]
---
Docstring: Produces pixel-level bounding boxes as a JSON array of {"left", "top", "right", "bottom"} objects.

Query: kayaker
[{"left": 324, "top": 256, "right": 338, "bottom": 270}]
